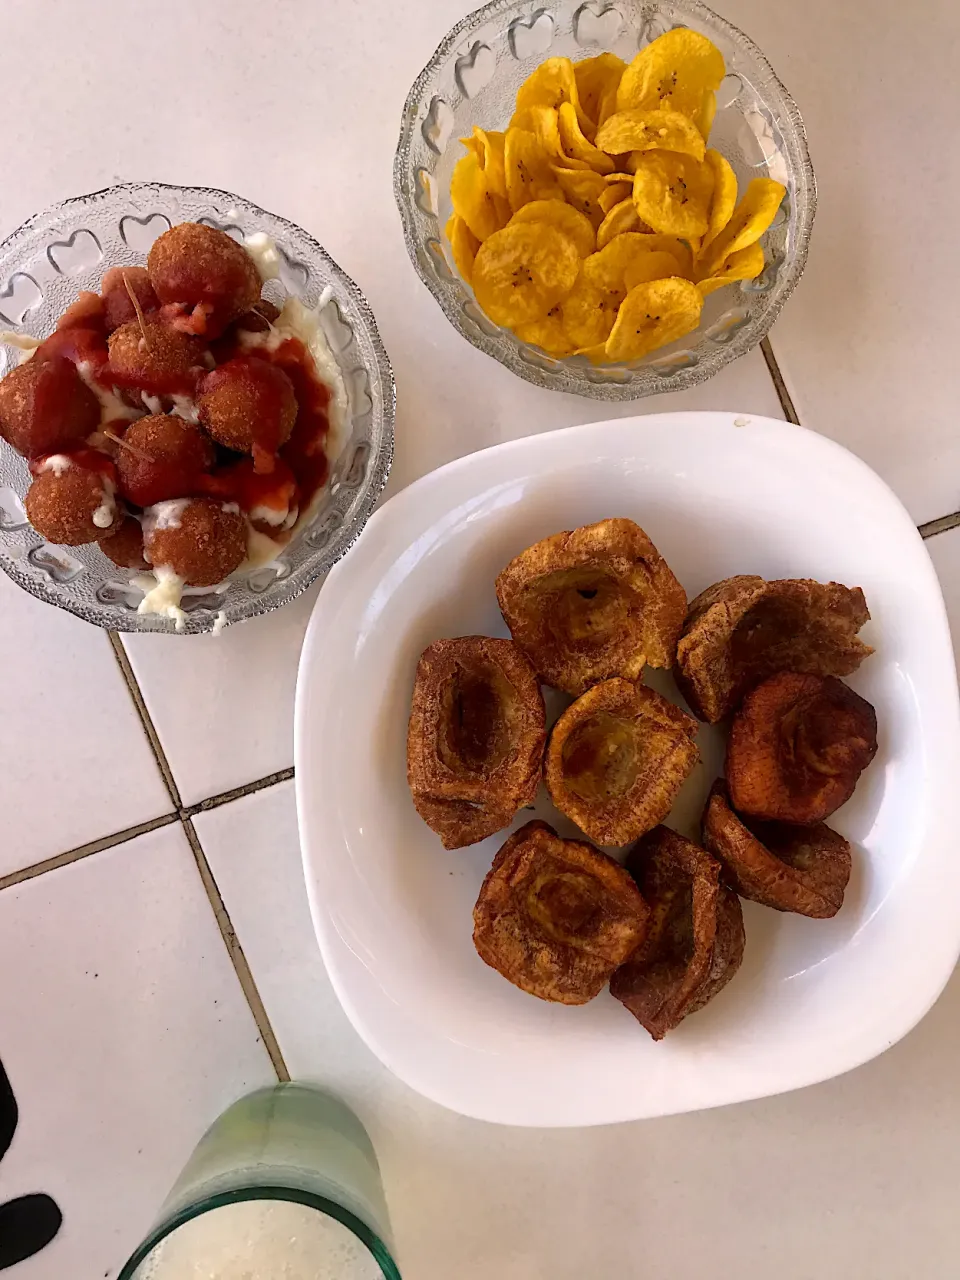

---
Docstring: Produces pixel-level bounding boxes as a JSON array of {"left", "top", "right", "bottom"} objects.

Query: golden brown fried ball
[
  {"left": 25, "top": 455, "right": 121, "bottom": 545},
  {"left": 143, "top": 496, "right": 246, "bottom": 586},
  {"left": 99, "top": 515, "right": 148, "bottom": 569},
  {"left": 147, "top": 222, "right": 261, "bottom": 337},
  {"left": 106, "top": 319, "right": 207, "bottom": 398},
  {"left": 198, "top": 356, "right": 297, "bottom": 473},
  {"left": 114, "top": 414, "right": 215, "bottom": 508},
  {"left": 0, "top": 357, "right": 100, "bottom": 458},
  {"left": 100, "top": 266, "right": 159, "bottom": 333}
]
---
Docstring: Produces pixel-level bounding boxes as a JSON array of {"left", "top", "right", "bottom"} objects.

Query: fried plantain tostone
[
  {"left": 407, "top": 637, "right": 546, "bottom": 849},
  {"left": 702, "top": 780, "right": 852, "bottom": 918},
  {"left": 726, "top": 673, "right": 878, "bottom": 825},
  {"left": 473, "top": 820, "right": 651, "bottom": 1004},
  {"left": 496, "top": 518, "right": 687, "bottom": 697},
  {"left": 675, "top": 576, "right": 873, "bottom": 723},
  {"left": 545, "top": 678, "right": 699, "bottom": 846},
  {"left": 610, "top": 826, "right": 745, "bottom": 1040}
]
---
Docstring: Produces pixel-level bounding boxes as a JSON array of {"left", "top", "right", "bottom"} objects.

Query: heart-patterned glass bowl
[
  {"left": 0, "top": 183, "right": 395, "bottom": 633},
  {"left": 394, "top": 0, "right": 815, "bottom": 399}
]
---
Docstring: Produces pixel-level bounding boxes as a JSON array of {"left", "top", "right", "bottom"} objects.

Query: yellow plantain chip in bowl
[{"left": 472, "top": 222, "right": 580, "bottom": 327}]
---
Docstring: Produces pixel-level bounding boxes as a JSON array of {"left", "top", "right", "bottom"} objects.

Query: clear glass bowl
[
  {"left": 394, "top": 0, "right": 815, "bottom": 399},
  {"left": 0, "top": 183, "right": 395, "bottom": 634}
]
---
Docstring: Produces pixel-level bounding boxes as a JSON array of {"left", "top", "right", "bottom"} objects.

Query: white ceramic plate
[{"left": 295, "top": 412, "right": 960, "bottom": 1127}]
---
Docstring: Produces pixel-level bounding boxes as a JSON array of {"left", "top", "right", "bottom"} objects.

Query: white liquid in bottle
[{"left": 139, "top": 1198, "right": 384, "bottom": 1280}]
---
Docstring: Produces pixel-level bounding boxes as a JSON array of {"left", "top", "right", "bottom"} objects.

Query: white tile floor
[
  {"left": 121, "top": 584, "right": 320, "bottom": 807},
  {"left": 0, "top": 825, "right": 274, "bottom": 1280},
  {"left": 0, "top": 575, "right": 169, "bottom": 879},
  {"left": 1, "top": 0, "right": 959, "bottom": 1276},
  {"left": 723, "top": 0, "right": 960, "bottom": 526}
]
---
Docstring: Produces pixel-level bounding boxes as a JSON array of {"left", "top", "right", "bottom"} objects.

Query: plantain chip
[
  {"left": 561, "top": 274, "right": 624, "bottom": 348},
  {"left": 574, "top": 53, "right": 626, "bottom": 130},
  {"left": 699, "top": 148, "right": 738, "bottom": 256},
  {"left": 505, "top": 127, "right": 564, "bottom": 211},
  {"left": 469, "top": 126, "right": 508, "bottom": 199},
  {"left": 515, "top": 56, "right": 592, "bottom": 132},
  {"left": 623, "top": 249, "right": 688, "bottom": 287},
  {"left": 596, "top": 73, "right": 623, "bottom": 128},
  {"left": 696, "top": 242, "right": 765, "bottom": 295},
  {"left": 514, "top": 306, "right": 574, "bottom": 356},
  {"left": 472, "top": 222, "right": 581, "bottom": 327},
  {"left": 697, "top": 176, "right": 786, "bottom": 275},
  {"left": 551, "top": 165, "right": 608, "bottom": 227},
  {"left": 451, "top": 150, "right": 508, "bottom": 241},
  {"left": 445, "top": 213, "right": 481, "bottom": 283},
  {"left": 557, "top": 101, "right": 616, "bottom": 173},
  {"left": 582, "top": 231, "right": 679, "bottom": 292},
  {"left": 510, "top": 199, "right": 596, "bottom": 258},
  {"left": 512, "top": 104, "right": 592, "bottom": 169},
  {"left": 616, "top": 29, "right": 726, "bottom": 119},
  {"left": 695, "top": 89, "right": 717, "bottom": 141},
  {"left": 596, "top": 107, "right": 706, "bottom": 162},
  {"left": 599, "top": 181, "right": 634, "bottom": 214},
  {"left": 632, "top": 232, "right": 694, "bottom": 276},
  {"left": 596, "top": 197, "right": 642, "bottom": 249},
  {"left": 604, "top": 277, "right": 703, "bottom": 360},
  {"left": 632, "top": 151, "right": 712, "bottom": 236}
]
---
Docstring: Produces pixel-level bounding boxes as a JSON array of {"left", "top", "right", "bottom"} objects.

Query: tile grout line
[
  {"left": 918, "top": 511, "right": 960, "bottom": 540},
  {"left": 759, "top": 335, "right": 801, "bottom": 425},
  {"left": 181, "top": 816, "right": 290, "bottom": 1082},
  {"left": 105, "top": 629, "right": 290, "bottom": 1084},
  {"left": 0, "top": 814, "right": 179, "bottom": 892},
  {"left": 183, "top": 768, "right": 295, "bottom": 818},
  {"left": 0, "top": 768, "right": 297, "bottom": 893},
  {"left": 107, "top": 632, "right": 184, "bottom": 808}
]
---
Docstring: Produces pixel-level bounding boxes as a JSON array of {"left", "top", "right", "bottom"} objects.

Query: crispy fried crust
[
  {"left": 701, "top": 780, "right": 851, "bottom": 918},
  {"left": 545, "top": 679, "right": 699, "bottom": 845},
  {"left": 472, "top": 820, "right": 650, "bottom": 1004},
  {"left": 496, "top": 518, "right": 687, "bottom": 696},
  {"left": 407, "top": 637, "right": 546, "bottom": 849},
  {"left": 726, "top": 673, "right": 878, "bottom": 825},
  {"left": 610, "top": 826, "right": 744, "bottom": 1039},
  {"left": 675, "top": 576, "right": 873, "bottom": 722}
]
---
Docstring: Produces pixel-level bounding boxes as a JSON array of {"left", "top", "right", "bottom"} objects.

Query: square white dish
[{"left": 294, "top": 412, "right": 960, "bottom": 1126}]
